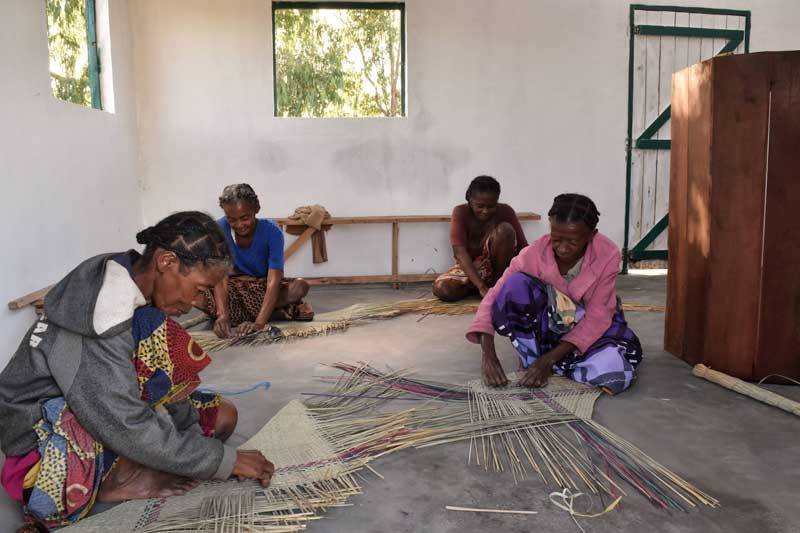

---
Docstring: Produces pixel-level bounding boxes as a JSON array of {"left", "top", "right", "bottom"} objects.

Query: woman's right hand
[
  {"left": 232, "top": 449, "right": 275, "bottom": 487},
  {"left": 214, "top": 316, "right": 232, "bottom": 338}
]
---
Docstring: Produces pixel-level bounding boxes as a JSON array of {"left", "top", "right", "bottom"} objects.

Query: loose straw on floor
[
  {"left": 445, "top": 505, "right": 538, "bottom": 515},
  {"left": 693, "top": 364, "right": 800, "bottom": 418}
]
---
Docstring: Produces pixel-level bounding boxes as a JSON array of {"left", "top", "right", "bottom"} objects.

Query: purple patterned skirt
[{"left": 492, "top": 272, "right": 643, "bottom": 394}]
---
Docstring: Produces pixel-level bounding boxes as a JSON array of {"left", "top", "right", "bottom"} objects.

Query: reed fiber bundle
[
  {"left": 194, "top": 298, "right": 663, "bottom": 352},
  {"left": 65, "top": 360, "right": 714, "bottom": 531},
  {"left": 309, "top": 363, "right": 718, "bottom": 512},
  {"left": 693, "top": 364, "right": 800, "bottom": 418}
]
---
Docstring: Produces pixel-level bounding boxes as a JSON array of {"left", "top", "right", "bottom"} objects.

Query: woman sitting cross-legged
[
  {"left": 433, "top": 175, "right": 528, "bottom": 302},
  {"left": 466, "top": 194, "right": 643, "bottom": 394},
  {"left": 0, "top": 212, "right": 274, "bottom": 530},
  {"left": 200, "top": 183, "right": 313, "bottom": 339}
]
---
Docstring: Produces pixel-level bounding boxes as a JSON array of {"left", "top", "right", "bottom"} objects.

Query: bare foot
[
  {"left": 98, "top": 457, "right": 198, "bottom": 502},
  {"left": 15, "top": 522, "right": 48, "bottom": 533}
]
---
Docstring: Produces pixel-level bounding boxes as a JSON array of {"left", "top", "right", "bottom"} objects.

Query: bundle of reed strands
[
  {"left": 66, "top": 361, "right": 714, "bottom": 532},
  {"left": 309, "top": 362, "right": 718, "bottom": 512},
  {"left": 192, "top": 298, "right": 665, "bottom": 352},
  {"left": 693, "top": 364, "right": 800, "bottom": 418},
  {"left": 191, "top": 298, "right": 481, "bottom": 352}
]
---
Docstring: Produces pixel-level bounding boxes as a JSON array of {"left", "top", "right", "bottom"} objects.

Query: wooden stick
[
  {"left": 693, "top": 364, "right": 800, "bottom": 418},
  {"left": 7, "top": 285, "right": 53, "bottom": 310},
  {"left": 283, "top": 226, "right": 317, "bottom": 260},
  {"left": 445, "top": 505, "right": 538, "bottom": 515}
]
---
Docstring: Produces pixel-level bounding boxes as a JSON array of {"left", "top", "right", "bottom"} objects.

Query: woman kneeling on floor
[
  {"left": 0, "top": 212, "right": 274, "bottom": 530},
  {"left": 467, "top": 194, "right": 643, "bottom": 394},
  {"left": 200, "top": 183, "right": 313, "bottom": 339},
  {"left": 432, "top": 175, "right": 528, "bottom": 302}
]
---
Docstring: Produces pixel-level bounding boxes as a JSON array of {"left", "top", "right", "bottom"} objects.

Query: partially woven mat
[
  {"left": 63, "top": 363, "right": 715, "bottom": 531},
  {"left": 242, "top": 400, "right": 347, "bottom": 486},
  {"left": 63, "top": 400, "right": 362, "bottom": 532},
  {"left": 468, "top": 374, "right": 602, "bottom": 419}
]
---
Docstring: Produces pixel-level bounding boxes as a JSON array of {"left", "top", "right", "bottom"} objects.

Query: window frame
[
  {"left": 46, "top": 0, "right": 103, "bottom": 110},
  {"left": 85, "top": 0, "right": 102, "bottom": 110},
  {"left": 271, "top": 1, "right": 406, "bottom": 118}
]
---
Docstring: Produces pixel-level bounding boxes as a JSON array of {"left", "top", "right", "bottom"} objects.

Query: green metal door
[{"left": 623, "top": 5, "right": 751, "bottom": 272}]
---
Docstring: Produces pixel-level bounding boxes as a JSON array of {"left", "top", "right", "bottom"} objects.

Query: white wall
[
  {"left": 0, "top": 0, "right": 142, "bottom": 368},
  {"left": 2, "top": 0, "right": 799, "bottom": 369},
  {"left": 128, "top": 0, "right": 800, "bottom": 279}
]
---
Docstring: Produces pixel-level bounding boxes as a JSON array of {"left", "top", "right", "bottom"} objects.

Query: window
[
  {"left": 46, "top": 0, "right": 101, "bottom": 109},
  {"left": 272, "top": 2, "right": 405, "bottom": 118}
]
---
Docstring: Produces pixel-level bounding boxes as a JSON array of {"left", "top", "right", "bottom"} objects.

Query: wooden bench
[
  {"left": 7, "top": 286, "right": 53, "bottom": 312},
  {"left": 7, "top": 212, "right": 542, "bottom": 309},
  {"left": 275, "top": 212, "right": 541, "bottom": 288}
]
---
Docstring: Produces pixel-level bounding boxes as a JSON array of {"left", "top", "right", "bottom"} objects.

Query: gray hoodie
[{"left": 0, "top": 253, "right": 236, "bottom": 480}]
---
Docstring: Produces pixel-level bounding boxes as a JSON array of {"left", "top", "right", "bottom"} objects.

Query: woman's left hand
[
  {"left": 519, "top": 357, "right": 555, "bottom": 388},
  {"left": 235, "top": 321, "right": 267, "bottom": 336}
]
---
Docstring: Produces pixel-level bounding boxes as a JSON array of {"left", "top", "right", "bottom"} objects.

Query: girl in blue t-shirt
[{"left": 200, "top": 184, "right": 313, "bottom": 338}]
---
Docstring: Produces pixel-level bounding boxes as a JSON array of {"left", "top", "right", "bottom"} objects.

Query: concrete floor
[{"left": 2, "top": 275, "right": 799, "bottom": 532}]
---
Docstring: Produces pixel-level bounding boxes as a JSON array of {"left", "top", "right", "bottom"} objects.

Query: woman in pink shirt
[{"left": 466, "top": 194, "right": 643, "bottom": 394}]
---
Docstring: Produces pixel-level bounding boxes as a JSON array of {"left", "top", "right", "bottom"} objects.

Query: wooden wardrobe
[{"left": 665, "top": 51, "right": 800, "bottom": 382}]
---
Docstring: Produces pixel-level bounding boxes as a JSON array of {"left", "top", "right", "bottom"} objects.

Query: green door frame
[{"left": 622, "top": 4, "right": 750, "bottom": 272}]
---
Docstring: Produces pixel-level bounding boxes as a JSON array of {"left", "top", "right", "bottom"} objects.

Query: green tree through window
[
  {"left": 47, "top": 0, "right": 101, "bottom": 109},
  {"left": 273, "top": 3, "right": 404, "bottom": 118}
]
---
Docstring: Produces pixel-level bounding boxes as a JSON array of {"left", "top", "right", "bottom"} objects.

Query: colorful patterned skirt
[
  {"left": 491, "top": 272, "right": 643, "bottom": 394},
  {"left": 0, "top": 307, "right": 221, "bottom": 528},
  {"left": 201, "top": 276, "right": 313, "bottom": 326},
  {"left": 434, "top": 237, "right": 495, "bottom": 291}
]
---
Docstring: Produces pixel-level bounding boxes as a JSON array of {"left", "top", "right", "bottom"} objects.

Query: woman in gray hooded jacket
[{"left": 0, "top": 211, "right": 274, "bottom": 529}]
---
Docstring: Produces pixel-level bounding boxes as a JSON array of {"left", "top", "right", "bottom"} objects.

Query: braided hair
[
  {"left": 547, "top": 194, "right": 600, "bottom": 230},
  {"left": 136, "top": 211, "right": 231, "bottom": 269},
  {"left": 219, "top": 183, "right": 260, "bottom": 211},
  {"left": 465, "top": 175, "right": 500, "bottom": 201}
]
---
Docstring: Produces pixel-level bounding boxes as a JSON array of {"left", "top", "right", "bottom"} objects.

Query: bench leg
[
  {"left": 284, "top": 227, "right": 317, "bottom": 261},
  {"left": 392, "top": 222, "right": 399, "bottom": 289}
]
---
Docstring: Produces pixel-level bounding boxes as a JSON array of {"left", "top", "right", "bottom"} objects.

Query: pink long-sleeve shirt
[{"left": 466, "top": 232, "right": 621, "bottom": 354}]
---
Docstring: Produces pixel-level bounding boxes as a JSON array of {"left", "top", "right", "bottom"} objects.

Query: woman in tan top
[{"left": 433, "top": 175, "right": 528, "bottom": 301}]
